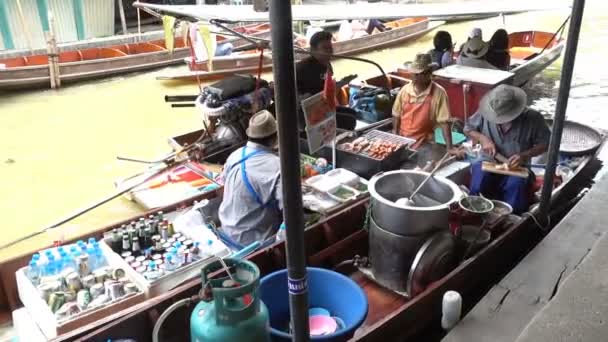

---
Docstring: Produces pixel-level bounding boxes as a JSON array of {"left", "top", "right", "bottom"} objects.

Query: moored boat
[
  {"left": 0, "top": 23, "right": 271, "bottom": 90},
  {"left": 156, "top": 18, "right": 443, "bottom": 82},
  {"left": 49, "top": 131, "right": 601, "bottom": 342}
]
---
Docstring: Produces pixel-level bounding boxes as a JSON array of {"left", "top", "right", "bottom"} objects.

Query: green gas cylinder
[{"left": 190, "top": 258, "right": 270, "bottom": 342}]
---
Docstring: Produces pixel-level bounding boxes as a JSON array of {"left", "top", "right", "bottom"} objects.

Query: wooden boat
[
  {"left": 51, "top": 136, "right": 601, "bottom": 341},
  {"left": 508, "top": 30, "right": 565, "bottom": 87},
  {"left": 339, "top": 30, "right": 564, "bottom": 122},
  {"left": 156, "top": 18, "right": 444, "bottom": 82},
  {"left": 0, "top": 23, "right": 271, "bottom": 90},
  {"left": 0, "top": 36, "right": 573, "bottom": 337}
]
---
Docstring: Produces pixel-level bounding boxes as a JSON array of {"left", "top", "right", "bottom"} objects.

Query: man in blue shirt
[
  {"left": 219, "top": 110, "right": 282, "bottom": 247},
  {"left": 464, "top": 85, "right": 551, "bottom": 213}
]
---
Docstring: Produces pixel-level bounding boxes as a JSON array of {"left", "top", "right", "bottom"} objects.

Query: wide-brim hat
[
  {"left": 463, "top": 37, "right": 489, "bottom": 59},
  {"left": 479, "top": 84, "right": 527, "bottom": 124},
  {"left": 468, "top": 27, "right": 482, "bottom": 39},
  {"left": 246, "top": 110, "right": 278, "bottom": 138},
  {"left": 403, "top": 52, "right": 438, "bottom": 74}
]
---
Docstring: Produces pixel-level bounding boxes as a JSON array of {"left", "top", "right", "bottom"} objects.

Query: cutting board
[{"left": 481, "top": 161, "right": 529, "bottom": 178}]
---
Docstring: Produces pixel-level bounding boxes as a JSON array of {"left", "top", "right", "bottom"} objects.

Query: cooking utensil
[{"left": 401, "top": 152, "right": 454, "bottom": 206}]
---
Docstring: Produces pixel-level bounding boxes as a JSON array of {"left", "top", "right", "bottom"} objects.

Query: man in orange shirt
[{"left": 392, "top": 53, "right": 456, "bottom": 161}]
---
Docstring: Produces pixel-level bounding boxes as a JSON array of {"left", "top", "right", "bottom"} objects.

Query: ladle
[{"left": 398, "top": 152, "right": 454, "bottom": 206}]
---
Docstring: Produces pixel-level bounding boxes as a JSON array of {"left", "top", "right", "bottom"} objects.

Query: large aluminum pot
[
  {"left": 369, "top": 216, "right": 428, "bottom": 293},
  {"left": 368, "top": 170, "right": 463, "bottom": 236}
]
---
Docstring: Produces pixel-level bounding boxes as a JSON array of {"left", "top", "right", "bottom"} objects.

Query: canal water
[{"left": 0, "top": 1, "right": 606, "bottom": 260}]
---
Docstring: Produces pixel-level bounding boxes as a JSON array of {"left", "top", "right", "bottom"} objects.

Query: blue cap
[
  {"left": 194, "top": 241, "right": 200, "bottom": 247},
  {"left": 149, "top": 260, "right": 156, "bottom": 269},
  {"left": 32, "top": 253, "right": 40, "bottom": 261},
  {"left": 166, "top": 254, "right": 173, "bottom": 261},
  {"left": 77, "top": 240, "right": 85, "bottom": 246},
  {"left": 280, "top": 223, "right": 286, "bottom": 230},
  {"left": 29, "top": 260, "right": 37, "bottom": 267},
  {"left": 207, "top": 239, "right": 213, "bottom": 246}
]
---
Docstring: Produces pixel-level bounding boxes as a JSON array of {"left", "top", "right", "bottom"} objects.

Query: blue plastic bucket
[{"left": 260, "top": 267, "right": 368, "bottom": 342}]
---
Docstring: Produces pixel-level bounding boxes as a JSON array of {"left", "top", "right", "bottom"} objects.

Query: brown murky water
[{"left": 1, "top": 1, "right": 606, "bottom": 261}]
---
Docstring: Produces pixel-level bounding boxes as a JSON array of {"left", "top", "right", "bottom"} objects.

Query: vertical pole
[
  {"left": 72, "top": 0, "right": 86, "bottom": 40},
  {"left": 268, "top": 0, "right": 310, "bottom": 341},
  {"left": 117, "top": 0, "right": 128, "bottom": 35},
  {"left": 0, "top": 0, "right": 15, "bottom": 50},
  {"left": 538, "top": 0, "right": 586, "bottom": 220}
]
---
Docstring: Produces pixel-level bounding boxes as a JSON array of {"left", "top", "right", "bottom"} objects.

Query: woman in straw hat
[
  {"left": 456, "top": 37, "right": 498, "bottom": 70},
  {"left": 218, "top": 110, "right": 283, "bottom": 247},
  {"left": 464, "top": 85, "right": 551, "bottom": 214}
]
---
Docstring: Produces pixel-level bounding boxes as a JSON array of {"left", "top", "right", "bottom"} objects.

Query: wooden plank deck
[{"left": 443, "top": 172, "right": 608, "bottom": 342}]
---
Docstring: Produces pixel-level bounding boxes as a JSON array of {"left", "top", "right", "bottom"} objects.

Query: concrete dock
[{"left": 444, "top": 171, "right": 608, "bottom": 342}]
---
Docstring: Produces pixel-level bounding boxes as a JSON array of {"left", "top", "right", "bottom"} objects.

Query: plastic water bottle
[
  {"left": 165, "top": 254, "right": 177, "bottom": 272},
  {"left": 26, "top": 260, "right": 41, "bottom": 285},
  {"left": 145, "top": 261, "right": 162, "bottom": 280},
  {"left": 93, "top": 241, "right": 106, "bottom": 268},
  {"left": 77, "top": 240, "right": 87, "bottom": 254},
  {"left": 44, "top": 253, "right": 58, "bottom": 277},
  {"left": 276, "top": 223, "right": 287, "bottom": 242}
]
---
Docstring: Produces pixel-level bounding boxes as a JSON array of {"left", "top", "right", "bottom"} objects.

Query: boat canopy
[{"left": 133, "top": 1, "right": 569, "bottom": 22}]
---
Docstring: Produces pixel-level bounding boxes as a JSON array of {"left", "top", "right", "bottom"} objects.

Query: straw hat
[
  {"left": 403, "top": 53, "right": 437, "bottom": 74},
  {"left": 479, "top": 85, "right": 527, "bottom": 124},
  {"left": 246, "top": 110, "right": 278, "bottom": 138},
  {"left": 462, "top": 37, "right": 489, "bottom": 59}
]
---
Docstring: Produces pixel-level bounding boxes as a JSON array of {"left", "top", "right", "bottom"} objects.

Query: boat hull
[
  {"left": 0, "top": 24, "right": 271, "bottom": 90},
  {"left": 159, "top": 19, "right": 443, "bottom": 82}
]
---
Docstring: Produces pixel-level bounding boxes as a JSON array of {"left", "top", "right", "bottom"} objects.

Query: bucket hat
[
  {"left": 462, "top": 37, "right": 489, "bottom": 59},
  {"left": 403, "top": 53, "right": 437, "bottom": 74},
  {"left": 246, "top": 110, "right": 278, "bottom": 138},
  {"left": 479, "top": 84, "right": 527, "bottom": 124}
]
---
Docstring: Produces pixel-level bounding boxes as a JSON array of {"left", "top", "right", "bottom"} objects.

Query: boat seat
[
  {"left": 0, "top": 57, "right": 27, "bottom": 67},
  {"left": 27, "top": 55, "right": 49, "bottom": 66},
  {"left": 127, "top": 43, "right": 165, "bottom": 54},
  {"left": 509, "top": 46, "right": 542, "bottom": 60},
  {"left": 58, "top": 51, "right": 83, "bottom": 63}
]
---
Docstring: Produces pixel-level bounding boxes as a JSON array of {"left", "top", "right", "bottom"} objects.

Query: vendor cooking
[
  {"left": 464, "top": 85, "right": 551, "bottom": 214},
  {"left": 218, "top": 110, "right": 283, "bottom": 247},
  {"left": 392, "top": 52, "right": 457, "bottom": 158}
]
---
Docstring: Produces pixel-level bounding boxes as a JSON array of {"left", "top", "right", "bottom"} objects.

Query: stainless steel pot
[
  {"left": 368, "top": 170, "right": 463, "bottom": 236},
  {"left": 369, "top": 216, "right": 428, "bottom": 293}
]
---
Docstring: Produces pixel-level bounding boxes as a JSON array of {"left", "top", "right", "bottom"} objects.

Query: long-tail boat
[
  {"left": 53, "top": 140, "right": 602, "bottom": 342},
  {"left": 0, "top": 23, "right": 270, "bottom": 90},
  {"left": 156, "top": 18, "right": 443, "bottom": 82},
  {"left": 3, "top": 57, "right": 603, "bottom": 340}
]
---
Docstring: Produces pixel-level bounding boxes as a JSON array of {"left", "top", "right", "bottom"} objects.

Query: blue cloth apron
[{"left": 220, "top": 147, "right": 279, "bottom": 249}]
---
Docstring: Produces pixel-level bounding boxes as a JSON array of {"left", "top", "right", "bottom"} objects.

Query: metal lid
[{"left": 407, "top": 232, "right": 458, "bottom": 297}]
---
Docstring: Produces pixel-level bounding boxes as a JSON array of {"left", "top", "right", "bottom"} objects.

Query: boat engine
[
  {"left": 190, "top": 75, "right": 274, "bottom": 163},
  {"left": 367, "top": 170, "right": 462, "bottom": 296}
]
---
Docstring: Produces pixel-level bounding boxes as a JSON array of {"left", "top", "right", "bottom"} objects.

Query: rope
[{"left": 522, "top": 211, "right": 550, "bottom": 232}]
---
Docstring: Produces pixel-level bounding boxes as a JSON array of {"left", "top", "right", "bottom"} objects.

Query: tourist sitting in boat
[
  {"left": 464, "top": 85, "right": 551, "bottom": 214},
  {"left": 458, "top": 27, "right": 483, "bottom": 53},
  {"left": 428, "top": 30, "right": 455, "bottom": 69},
  {"left": 486, "top": 29, "right": 511, "bottom": 70},
  {"left": 456, "top": 37, "right": 497, "bottom": 70},
  {"left": 218, "top": 110, "right": 282, "bottom": 247},
  {"left": 296, "top": 31, "right": 357, "bottom": 130},
  {"left": 366, "top": 19, "right": 387, "bottom": 34},
  {"left": 392, "top": 53, "right": 457, "bottom": 160}
]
